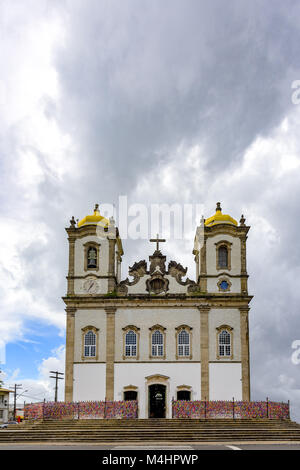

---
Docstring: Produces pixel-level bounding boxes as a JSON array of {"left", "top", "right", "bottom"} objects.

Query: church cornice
[
  {"left": 62, "top": 294, "right": 253, "bottom": 310},
  {"left": 204, "top": 224, "right": 250, "bottom": 237}
]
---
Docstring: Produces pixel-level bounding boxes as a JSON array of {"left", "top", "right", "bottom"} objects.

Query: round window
[{"left": 220, "top": 280, "right": 229, "bottom": 291}]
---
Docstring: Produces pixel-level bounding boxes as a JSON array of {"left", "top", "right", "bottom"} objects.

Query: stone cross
[{"left": 150, "top": 234, "right": 166, "bottom": 251}]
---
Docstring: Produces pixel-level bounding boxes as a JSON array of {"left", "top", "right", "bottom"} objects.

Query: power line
[{"left": 18, "top": 393, "right": 47, "bottom": 401}]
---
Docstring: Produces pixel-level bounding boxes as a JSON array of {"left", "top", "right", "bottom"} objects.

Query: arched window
[
  {"left": 178, "top": 330, "right": 190, "bottom": 357},
  {"left": 218, "top": 330, "right": 231, "bottom": 357},
  {"left": 218, "top": 246, "right": 228, "bottom": 268},
  {"left": 122, "top": 325, "right": 140, "bottom": 360},
  {"left": 84, "top": 330, "right": 96, "bottom": 357},
  {"left": 177, "top": 390, "right": 191, "bottom": 401},
  {"left": 125, "top": 330, "right": 137, "bottom": 357},
  {"left": 124, "top": 390, "right": 138, "bottom": 401},
  {"left": 87, "top": 247, "right": 97, "bottom": 268},
  {"left": 152, "top": 330, "right": 164, "bottom": 357},
  {"left": 175, "top": 325, "right": 192, "bottom": 359}
]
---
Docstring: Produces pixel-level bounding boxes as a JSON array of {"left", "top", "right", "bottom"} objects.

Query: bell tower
[
  {"left": 65, "top": 204, "right": 123, "bottom": 296},
  {"left": 193, "top": 203, "right": 249, "bottom": 295}
]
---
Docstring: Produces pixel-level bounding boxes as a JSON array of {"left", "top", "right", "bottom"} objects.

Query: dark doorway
[
  {"left": 149, "top": 384, "right": 166, "bottom": 418},
  {"left": 124, "top": 390, "right": 137, "bottom": 401},
  {"left": 177, "top": 390, "right": 191, "bottom": 401}
]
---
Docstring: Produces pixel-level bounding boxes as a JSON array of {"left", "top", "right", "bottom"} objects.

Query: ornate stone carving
[
  {"left": 168, "top": 260, "right": 197, "bottom": 292},
  {"left": 146, "top": 273, "right": 169, "bottom": 295},
  {"left": 118, "top": 251, "right": 198, "bottom": 295},
  {"left": 149, "top": 250, "right": 166, "bottom": 275},
  {"left": 168, "top": 260, "right": 187, "bottom": 278},
  {"left": 129, "top": 260, "right": 147, "bottom": 278},
  {"left": 117, "top": 260, "right": 147, "bottom": 294}
]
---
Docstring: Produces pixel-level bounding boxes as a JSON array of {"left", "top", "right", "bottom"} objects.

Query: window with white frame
[
  {"left": 152, "top": 330, "right": 164, "bottom": 357},
  {"left": 178, "top": 329, "right": 190, "bottom": 357},
  {"left": 218, "top": 330, "right": 231, "bottom": 357},
  {"left": 84, "top": 330, "right": 96, "bottom": 357},
  {"left": 125, "top": 330, "right": 137, "bottom": 357}
]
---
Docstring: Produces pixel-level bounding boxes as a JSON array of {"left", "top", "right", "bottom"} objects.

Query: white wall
[
  {"left": 206, "top": 277, "right": 241, "bottom": 293},
  {"left": 74, "top": 235, "right": 109, "bottom": 277},
  {"left": 73, "top": 363, "right": 106, "bottom": 401},
  {"left": 114, "top": 363, "right": 201, "bottom": 418},
  {"left": 209, "top": 308, "right": 241, "bottom": 361},
  {"left": 74, "top": 309, "right": 107, "bottom": 362},
  {"left": 115, "top": 308, "right": 201, "bottom": 362},
  {"left": 206, "top": 234, "right": 241, "bottom": 275},
  {"left": 209, "top": 363, "right": 242, "bottom": 400}
]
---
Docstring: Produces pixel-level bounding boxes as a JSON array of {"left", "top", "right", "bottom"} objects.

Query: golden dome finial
[
  {"left": 78, "top": 204, "right": 109, "bottom": 228},
  {"left": 204, "top": 203, "right": 237, "bottom": 227}
]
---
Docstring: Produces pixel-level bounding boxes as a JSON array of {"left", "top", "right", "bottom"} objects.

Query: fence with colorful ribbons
[
  {"left": 172, "top": 400, "right": 290, "bottom": 419},
  {"left": 24, "top": 400, "right": 138, "bottom": 420}
]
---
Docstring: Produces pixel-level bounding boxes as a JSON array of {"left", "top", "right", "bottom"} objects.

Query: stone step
[
  {"left": 1, "top": 418, "right": 298, "bottom": 443},
  {"left": 1, "top": 431, "right": 300, "bottom": 439},
  {"left": 7, "top": 426, "right": 300, "bottom": 433},
  {"left": 1, "top": 436, "right": 300, "bottom": 442}
]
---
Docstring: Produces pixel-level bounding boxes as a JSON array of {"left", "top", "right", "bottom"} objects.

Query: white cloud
[{"left": 4, "top": 345, "right": 65, "bottom": 404}]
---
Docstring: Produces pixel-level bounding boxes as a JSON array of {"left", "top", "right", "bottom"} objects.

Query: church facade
[{"left": 63, "top": 203, "right": 252, "bottom": 418}]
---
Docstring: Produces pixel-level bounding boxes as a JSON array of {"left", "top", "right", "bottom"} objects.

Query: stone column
[
  {"left": 67, "top": 236, "right": 76, "bottom": 295},
  {"left": 194, "top": 253, "right": 199, "bottom": 281},
  {"left": 199, "top": 306, "right": 210, "bottom": 400},
  {"left": 65, "top": 306, "right": 76, "bottom": 402},
  {"left": 240, "top": 234, "right": 248, "bottom": 294},
  {"left": 240, "top": 307, "right": 250, "bottom": 401},
  {"left": 199, "top": 238, "right": 207, "bottom": 293},
  {"left": 108, "top": 239, "right": 116, "bottom": 292},
  {"left": 105, "top": 307, "right": 116, "bottom": 400},
  {"left": 116, "top": 253, "right": 122, "bottom": 283}
]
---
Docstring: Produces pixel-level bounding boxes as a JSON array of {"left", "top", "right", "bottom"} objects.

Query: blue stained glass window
[{"left": 220, "top": 280, "right": 229, "bottom": 291}]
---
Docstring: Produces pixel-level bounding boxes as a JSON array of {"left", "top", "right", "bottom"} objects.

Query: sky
[{"left": 0, "top": 0, "right": 300, "bottom": 419}]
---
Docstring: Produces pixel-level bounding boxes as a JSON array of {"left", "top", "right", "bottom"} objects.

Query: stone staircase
[{"left": 1, "top": 419, "right": 300, "bottom": 443}]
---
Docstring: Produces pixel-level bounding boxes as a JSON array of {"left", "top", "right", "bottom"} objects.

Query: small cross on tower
[{"left": 150, "top": 233, "right": 166, "bottom": 251}]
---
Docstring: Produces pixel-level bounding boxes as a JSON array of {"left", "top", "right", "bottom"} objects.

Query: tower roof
[
  {"left": 204, "top": 202, "right": 237, "bottom": 227},
  {"left": 77, "top": 204, "right": 110, "bottom": 228}
]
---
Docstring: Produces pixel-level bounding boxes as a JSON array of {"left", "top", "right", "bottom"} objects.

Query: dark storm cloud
[{"left": 54, "top": 0, "right": 300, "bottom": 198}]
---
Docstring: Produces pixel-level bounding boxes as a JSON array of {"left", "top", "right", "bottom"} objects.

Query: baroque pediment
[{"left": 117, "top": 251, "right": 197, "bottom": 295}]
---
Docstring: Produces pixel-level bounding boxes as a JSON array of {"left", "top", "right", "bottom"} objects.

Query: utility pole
[
  {"left": 49, "top": 371, "right": 64, "bottom": 402},
  {"left": 12, "top": 384, "right": 22, "bottom": 421}
]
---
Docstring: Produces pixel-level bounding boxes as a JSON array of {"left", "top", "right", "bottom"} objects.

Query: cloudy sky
[{"left": 1, "top": 0, "right": 300, "bottom": 419}]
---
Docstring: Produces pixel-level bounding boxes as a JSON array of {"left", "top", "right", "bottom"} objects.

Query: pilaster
[
  {"left": 65, "top": 306, "right": 76, "bottom": 402},
  {"left": 199, "top": 237, "right": 207, "bottom": 292},
  {"left": 108, "top": 239, "right": 116, "bottom": 292},
  {"left": 199, "top": 305, "right": 210, "bottom": 400},
  {"left": 105, "top": 307, "right": 116, "bottom": 400},
  {"left": 67, "top": 236, "right": 76, "bottom": 295},
  {"left": 240, "top": 306, "right": 250, "bottom": 401}
]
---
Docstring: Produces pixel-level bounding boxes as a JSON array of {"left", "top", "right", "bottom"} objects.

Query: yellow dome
[
  {"left": 78, "top": 204, "right": 110, "bottom": 228},
  {"left": 205, "top": 202, "right": 237, "bottom": 227}
]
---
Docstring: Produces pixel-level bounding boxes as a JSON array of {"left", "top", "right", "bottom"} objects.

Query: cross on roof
[{"left": 150, "top": 233, "right": 166, "bottom": 251}]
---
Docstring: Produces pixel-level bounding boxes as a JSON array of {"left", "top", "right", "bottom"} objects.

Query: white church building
[{"left": 64, "top": 203, "right": 251, "bottom": 418}]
